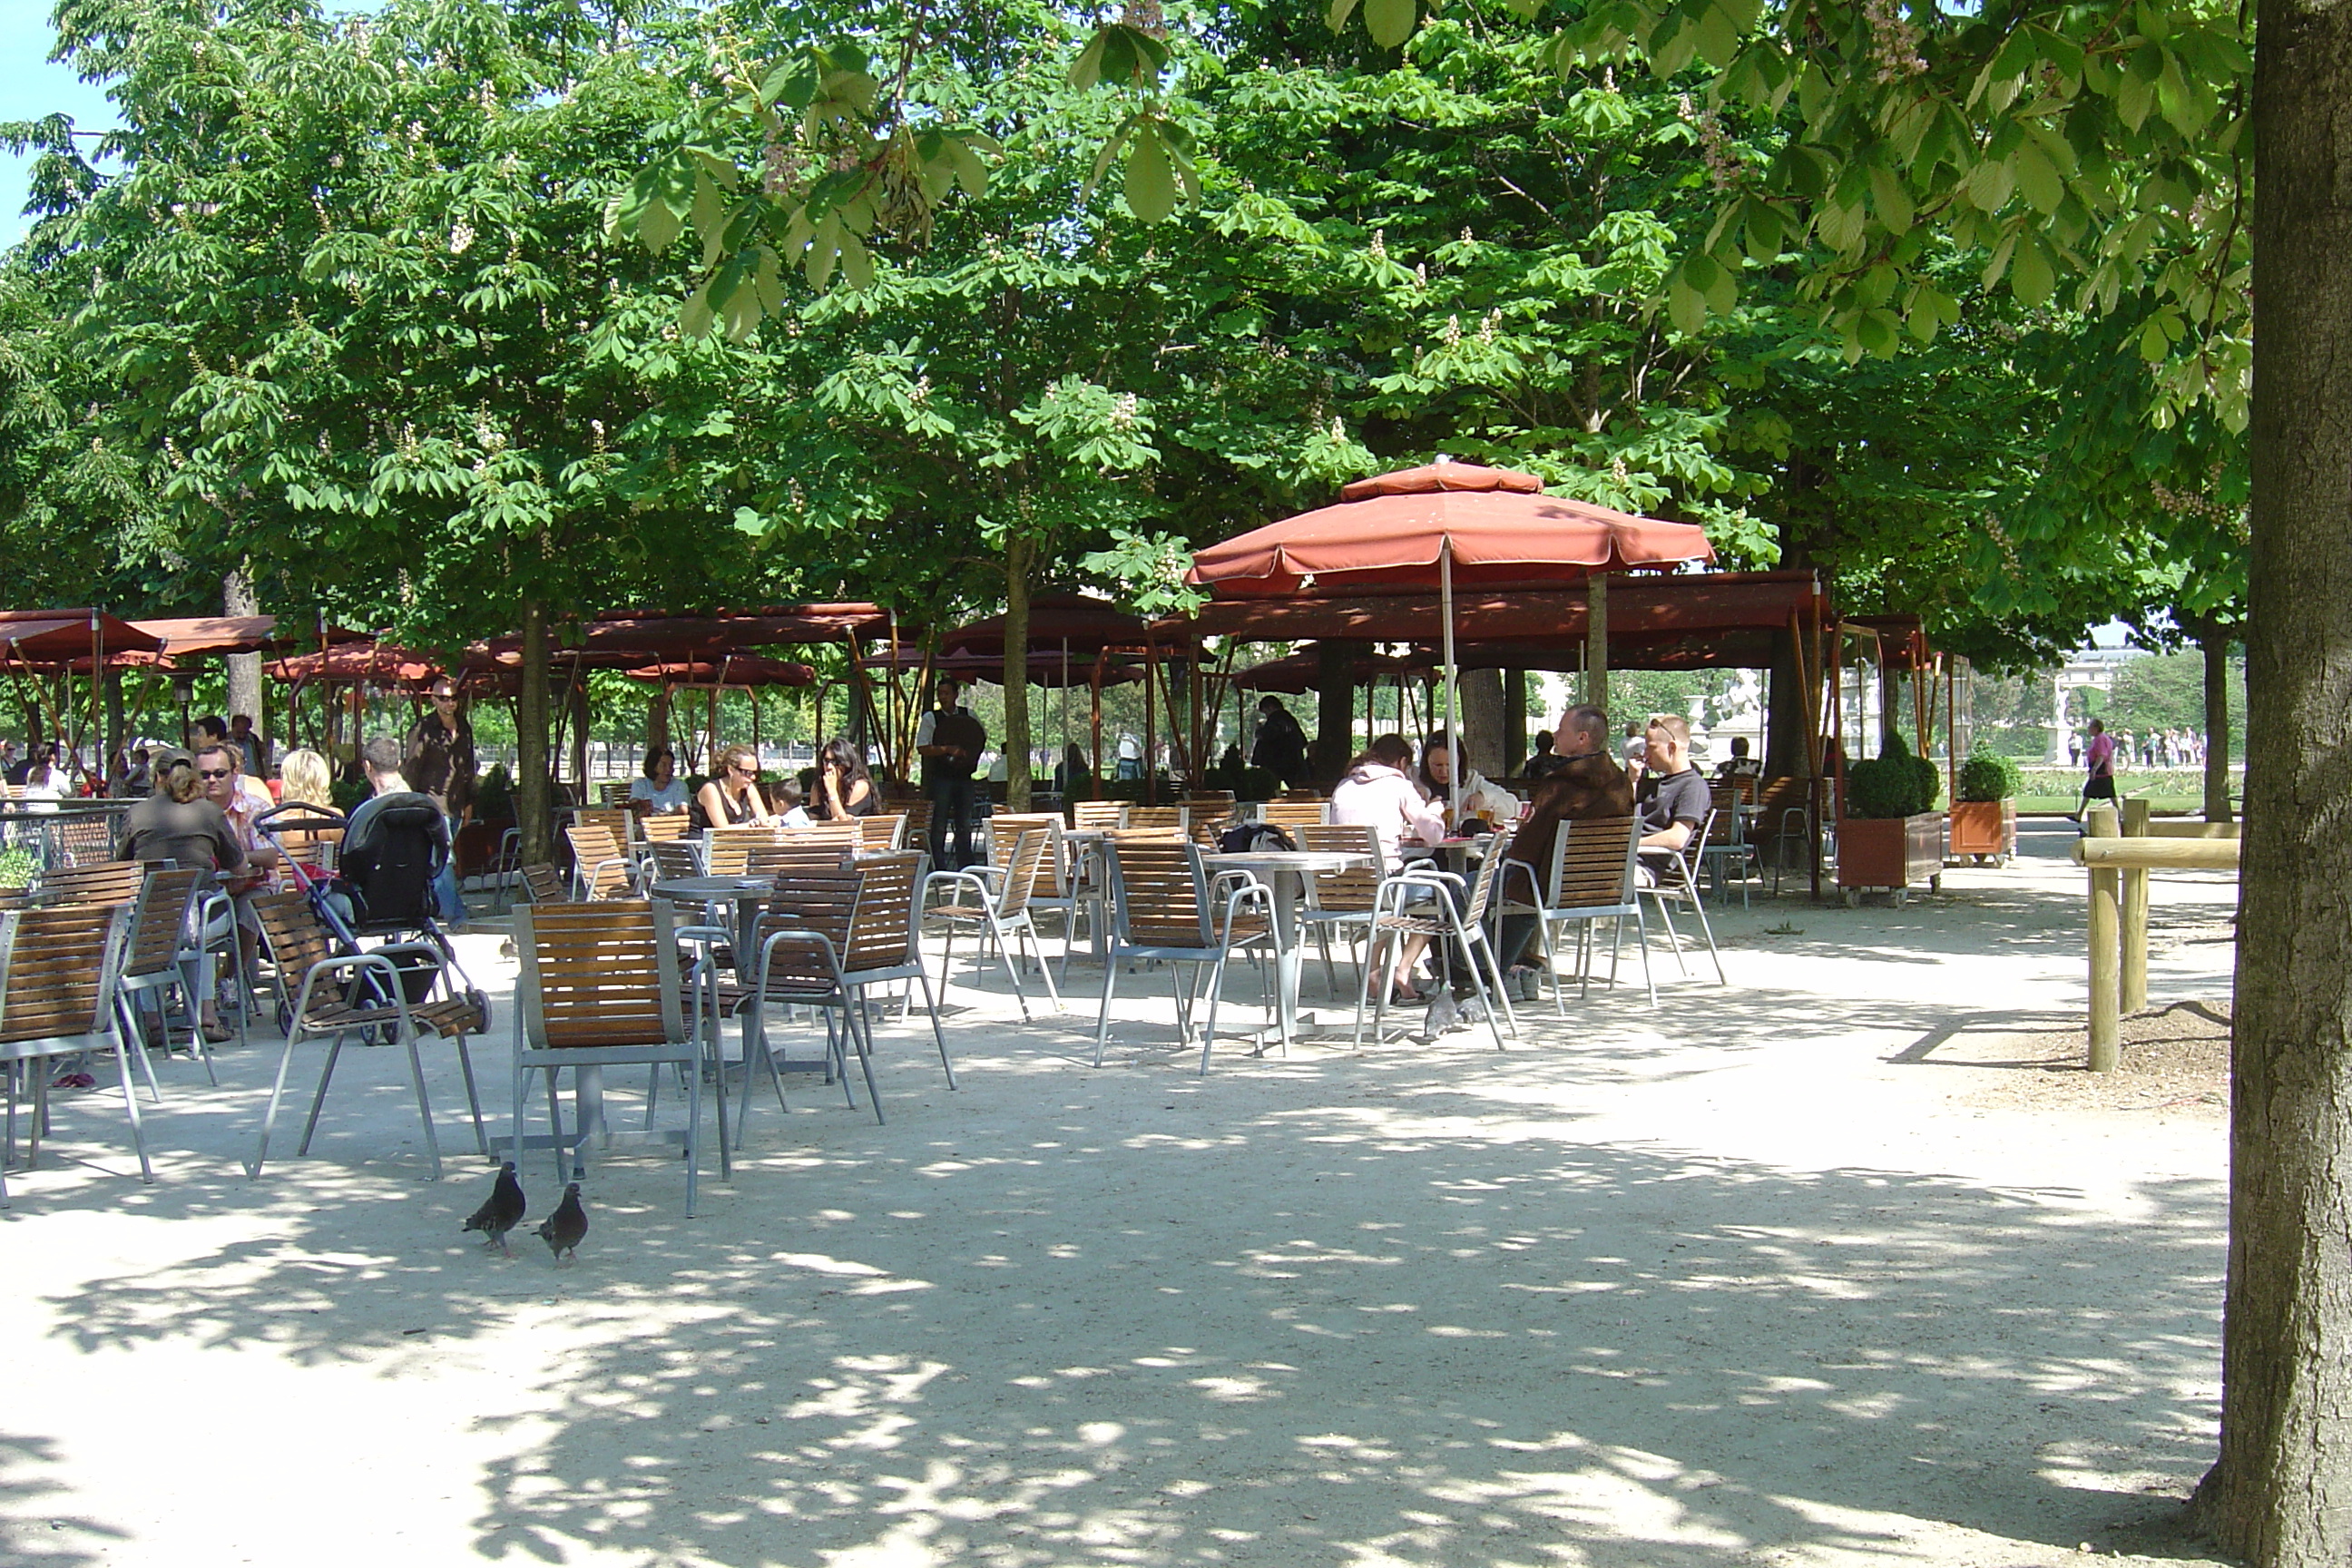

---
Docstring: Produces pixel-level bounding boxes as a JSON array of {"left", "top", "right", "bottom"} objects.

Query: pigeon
[
  {"left": 463, "top": 1161, "right": 527, "bottom": 1255},
  {"left": 1420, "top": 990, "right": 1459, "bottom": 1040},
  {"left": 535, "top": 1182, "right": 588, "bottom": 1265}
]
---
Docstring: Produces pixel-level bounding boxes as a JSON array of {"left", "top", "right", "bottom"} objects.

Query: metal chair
[
  {"left": 1122, "top": 806, "right": 1186, "bottom": 831},
  {"left": 1255, "top": 798, "right": 1329, "bottom": 832},
  {"left": 855, "top": 813, "right": 907, "bottom": 852},
  {"left": 1071, "top": 799, "right": 1125, "bottom": 831},
  {"left": 1354, "top": 832, "right": 1518, "bottom": 1050},
  {"left": 702, "top": 825, "right": 782, "bottom": 878},
  {"left": 248, "top": 892, "right": 489, "bottom": 1181},
  {"left": 1297, "top": 823, "right": 1385, "bottom": 997},
  {"left": 520, "top": 863, "right": 571, "bottom": 906},
  {"left": 1092, "top": 838, "right": 1281, "bottom": 1074},
  {"left": 925, "top": 827, "right": 1062, "bottom": 1019},
  {"left": 1497, "top": 817, "right": 1653, "bottom": 1010},
  {"left": 0, "top": 900, "right": 144, "bottom": 1197},
  {"left": 113, "top": 866, "right": 211, "bottom": 1087},
  {"left": 511, "top": 898, "right": 719, "bottom": 1213},
  {"left": 564, "top": 823, "right": 636, "bottom": 901},
  {"left": 1700, "top": 785, "right": 1759, "bottom": 907},
  {"left": 1642, "top": 808, "right": 1729, "bottom": 985}
]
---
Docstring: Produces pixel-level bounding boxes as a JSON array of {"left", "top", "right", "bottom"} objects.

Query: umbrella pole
[
  {"left": 1090, "top": 655, "right": 1104, "bottom": 797},
  {"left": 1442, "top": 543, "right": 1460, "bottom": 824}
]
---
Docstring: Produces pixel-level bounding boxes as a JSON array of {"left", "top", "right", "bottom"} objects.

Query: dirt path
[{"left": 4, "top": 849, "right": 2239, "bottom": 1566}]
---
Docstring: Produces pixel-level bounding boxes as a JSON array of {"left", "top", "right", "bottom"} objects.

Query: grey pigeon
[
  {"left": 1421, "top": 990, "right": 1459, "bottom": 1040},
  {"left": 463, "top": 1161, "right": 527, "bottom": 1255},
  {"left": 535, "top": 1182, "right": 588, "bottom": 1265}
]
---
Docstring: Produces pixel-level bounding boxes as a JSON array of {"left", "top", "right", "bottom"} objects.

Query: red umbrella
[
  {"left": 1186, "top": 459, "right": 1714, "bottom": 598},
  {"left": 1187, "top": 457, "right": 1714, "bottom": 813},
  {"left": 941, "top": 593, "right": 1152, "bottom": 656},
  {"left": 621, "top": 656, "right": 816, "bottom": 688},
  {"left": 1233, "top": 642, "right": 1428, "bottom": 693}
]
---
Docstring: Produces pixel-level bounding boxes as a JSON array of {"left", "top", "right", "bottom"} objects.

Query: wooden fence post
[
  {"left": 2085, "top": 804, "right": 2121, "bottom": 1073},
  {"left": 2120, "top": 798, "right": 2151, "bottom": 1013}
]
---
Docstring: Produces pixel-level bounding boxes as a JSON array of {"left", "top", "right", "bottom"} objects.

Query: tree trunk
[
  {"left": 1459, "top": 666, "right": 1505, "bottom": 779},
  {"left": 2188, "top": 8, "right": 2352, "bottom": 1560},
  {"left": 2199, "top": 621, "right": 2235, "bottom": 825},
  {"left": 222, "top": 568, "right": 263, "bottom": 735},
  {"left": 517, "top": 599, "right": 553, "bottom": 864},
  {"left": 1583, "top": 573, "right": 1609, "bottom": 705},
  {"left": 1504, "top": 669, "right": 1529, "bottom": 775},
  {"left": 1003, "top": 536, "right": 1034, "bottom": 811},
  {"left": 1314, "top": 641, "right": 1361, "bottom": 783}
]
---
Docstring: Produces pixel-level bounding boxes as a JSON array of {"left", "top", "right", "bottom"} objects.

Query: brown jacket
[{"left": 1505, "top": 750, "right": 1634, "bottom": 896}]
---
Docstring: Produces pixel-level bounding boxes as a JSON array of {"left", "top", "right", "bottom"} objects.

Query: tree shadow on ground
[
  {"left": 0, "top": 1433, "right": 122, "bottom": 1568},
  {"left": 28, "top": 1025, "right": 2231, "bottom": 1568}
]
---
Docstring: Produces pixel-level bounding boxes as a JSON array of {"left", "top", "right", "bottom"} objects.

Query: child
[{"left": 773, "top": 776, "right": 813, "bottom": 828}]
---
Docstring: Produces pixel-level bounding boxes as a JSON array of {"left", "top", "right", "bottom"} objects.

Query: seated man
[
  {"left": 1713, "top": 735, "right": 1762, "bottom": 781},
  {"left": 338, "top": 735, "right": 453, "bottom": 931},
  {"left": 1493, "top": 703, "right": 1636, "bottom": 995},
  {"left": 1635, "top": 714, "right": 1710, "bottom": 882}
]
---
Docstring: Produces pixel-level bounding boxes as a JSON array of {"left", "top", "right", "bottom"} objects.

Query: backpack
[{"left": 1217, "top": 821, "right": 1297, "bottom": 854}]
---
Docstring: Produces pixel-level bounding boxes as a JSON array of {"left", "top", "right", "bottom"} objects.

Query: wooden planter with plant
[
  {"left": 1947, "top": 743, "right": 2020, "bottom": 865},
  {"left": 1838, "top": 732, "right": 1945, "bottom": 905}
]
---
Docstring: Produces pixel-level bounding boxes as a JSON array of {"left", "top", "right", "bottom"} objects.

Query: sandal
[{"left": 200, "top": 1019, "right": 234, "bottom": 1044}]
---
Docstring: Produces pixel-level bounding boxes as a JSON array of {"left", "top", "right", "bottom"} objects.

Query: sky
[{"left": 1, "top": 0, "right": 119, "bottom": 240}]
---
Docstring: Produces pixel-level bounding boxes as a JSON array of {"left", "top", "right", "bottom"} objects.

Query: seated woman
[
  {"left": 122, "top": 750, "right": 245, "bottom": 1042},
  {"left": 1418, "top": 730, "right": 1521, "bottom": 824},
  {"left": 690, "top": 743, "right": 775, "bottom": 835},
  {"left": 1330, "top": 735, "right": 1447, "bottom": 1003},
  {"left": 807, "top": 737, "right": 879, "bottom": 820},
  {"left": 630, "top": 747, "right": 691, "bottom": 816}
]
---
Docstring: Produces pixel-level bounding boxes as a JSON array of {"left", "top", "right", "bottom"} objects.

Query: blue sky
[{"left": 1, "top": 0, "right": 119, "bottom": 240}]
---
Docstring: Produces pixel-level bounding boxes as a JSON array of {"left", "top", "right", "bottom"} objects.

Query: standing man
[
  {"left": 405, "top": 679, "right": 476, "bottom": 927},
  {"left": 230, "top": 713, "right": 270, "bottom": 779},
  {"left": 1250, "top": 696, "right": 1309, "bottom": 788},
  {"left": 916, "top": 678, "right": 985, "bottom": 871}
]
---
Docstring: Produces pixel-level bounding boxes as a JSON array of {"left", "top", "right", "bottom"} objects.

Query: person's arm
[
  {"left": 694, "top": 779, "right": 728, "bottom": 826},
  {"left": 844, "top": 776, "right": 874, "bottom": 815},
  {"left": 746, "top": 784, "right": 775, "bottom": 824}
]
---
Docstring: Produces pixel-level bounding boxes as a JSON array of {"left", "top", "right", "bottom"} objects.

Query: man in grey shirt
[{"left": 1633, "top": 714, "right": 1710, "bottom": 880}]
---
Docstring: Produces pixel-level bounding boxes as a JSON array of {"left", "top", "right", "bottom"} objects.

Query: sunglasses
[{"left": 197, "top": 768, "right": 232, "bottom": 780}]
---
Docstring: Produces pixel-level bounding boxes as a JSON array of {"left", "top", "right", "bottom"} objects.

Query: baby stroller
[{"left": 259, "top": 796, "right": 486, "bottom": 1038}]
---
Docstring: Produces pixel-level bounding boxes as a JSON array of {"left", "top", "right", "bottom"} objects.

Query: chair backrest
[
  {"left": 597, "top": 781, "right": 632, "bottom": 808},
  {"left": 782, "top": 822, "right": 862, "bottom": 853},
  {"left": 843, "top": 851, "right": 924, "bottom": 974},
  {"left": 1706, "top": 786, "right": 1746, "bottom": 843},
  {"left": 1462, "top": 828, "right": 1516, "bottom": 923},
  {"left": 1103, "top": 838, "right": 1210, "bottom": 949},
  {"left": 1071, "top": 799, "right": 1124, "bottom": 831},
  {"left": 564, "top": 824, "right": 634, "bottom": 899},
  {"left": 857, "top": 813, "right": 907, "bottom": 851},
  {"left": 702, "top": 825, "right": 778, "bottom": 877},
  {"left": 122, "top": 866, "right": 203, "bottom": 978},
  {"left": 757, "top": 867, "right": 862, "bottom": 994},
  {"left": 572, "top": 807, "right": 632, "bottom": 846},
  {"left": 1667, "top": 808, "right": 1716, "bottom": 888},
  {"left": 649, "top": 840, "right": 705, "bottom": 881},
  {"left": 1298, "top": 823, "right": 1382, "bottom": 912},
  {"left": 897, "top": 799, "right": 933, "bottom": 837},
  {"left": 641, "top": 812, "right": 693, "bottom": 844},
  {"left": 1185, "top": 789, "right": 1235, "bottom": 807},
  {"left": 0, "top": 901, "right": 124, "bottom": 1044},
  {"left": 1257, "top": 798, "right": 1329, "bottom": 830},
  {"left": 252, "top": 891, "right": 339, "bottom": 997},
  {"left": 41, "top": 859, "right": 149, "bottom": 908},
  {"left": 1180, "top": 796, "right": 1234, "bottom": 840},
  {"left": 1122, "top": 805, "right": 1186, "bottom": 831},
  {"left": 746, "top": 840, "right": 854, "bottom": 879},
  {"left": 516, "top": 900, "right": 683, "bottom": 1049},
  {"left": 520, "top": 863, "right": 572, "bottom": 906},
  {"left": 1543, "top": 816, "right": 1641, "bottom": 910},
  {"left": 988, "top": 813, "right": 1066, "bottom": 894},
  {"left": 995, "top": 828, "right": 1054, "bottom": 917}
]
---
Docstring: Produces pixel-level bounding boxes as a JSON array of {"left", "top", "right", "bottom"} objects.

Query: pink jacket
[{"left": 1331, "top": 764, "right": 1446, "bottom": 861}]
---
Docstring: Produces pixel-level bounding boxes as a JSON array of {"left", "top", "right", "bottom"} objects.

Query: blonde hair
[
  {"left": 1645, "top": 713, "right": 1691, "bottom": 747},
  {"left": 158, "top": 755, "right": 204, "bottom": 805},
  {"left": 712, "top": 743, "right": 759, "bottom": 779},
  {"left": 279, "top": 748, "right": 334, "bottom": 808}
]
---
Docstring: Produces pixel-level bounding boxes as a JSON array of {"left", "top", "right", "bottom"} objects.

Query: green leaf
[
  {"left": 1364, "top": 0, "right": 1417, "bottom": 47},
  {"left": 1327, "top": 0, "right": 1361, "bottom": 32},
  {"left": 2011, "top": 237, "right": 2054, "bottom": 306},
  {"left": 1125, "top": 122, "right": 1177, "bottom": 223},
  {"left": 1868, "top": 165, "right": 1913, "bottom": 234},
  {"left": 2013, "top": 144, "right": 2063, "bottom": 213},
  {"left": 680, "top": 277, "right": 716, "bottom": 338},
  {"left": 1668, "top": 276, "right": 1707, "bottom": 336},
  {"left": 1965, "top": 159, "right": 2014, "bottom": 211},
  {"left": 1981, "top": 230, "right": 2019, "bottom": 289},
  {"left": 2115, "top": 71, "right": 2155, "bottom": 132}
]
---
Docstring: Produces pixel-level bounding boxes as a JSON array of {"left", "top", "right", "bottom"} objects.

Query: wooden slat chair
[
  {"left": 1092, "top": 838, "right": 1282, "bottom": 1074},
  {"left": 1298, "top": 823, "right": 1385, "bottom": 997},
  {"left": 572, "top": 806, "right": 633, "bottom": 846},
  {"left": 0, "top": 901, "right": 146, "bottom": 1196},
  {"left": 1353, "top": 830, "right": 1519, "bottom": 1051},
  {"left": 597, "top": 781, "right": 633, "bottom": 808},
  {"left": 112, "top": 866, "right": 211, "bottom": 1089},
  {"left": 703, "top": 825, "right": 784, "bottom": 878},
  {"left": 513, "top": 899, "right": 719, "bottom": 1213},
  {"left": 1255, "top": 798, "right": 1330, "bottom": 832},
  {"left": 1122, "top": 805, "right": 1186, "bottom": 831},
  {"left": 248, "top": 891, "right": 489, "bottom": 1182},
  {"left": 520, "top": 863, "right": 572, "bottom": 906},
  {"left": 924, "top": 828, "right": 1062, "bottom": 1020},
  {"left": 1702, "top": 783, "right": 1759, "bottom": 908},
  {"left": 894, "top": 799, "right": 934, "bottom": 842},
  {"left": 984, "top": 813, "right": 1091, "bottom": 967},
  {"left": 855, "top": 813, "right": 907, "bottom": 852},
  {"left": 1495, "top": 817, "right": 1653, "bottom": 1010},
  {"left": 1641, "top": 807, "right": 1728, "bottom": 986},
  {"left": 746, "top": 839, "right": 856, "bottom": 879},
  {"left": 780, "top": 822, "right": 862, "bottom": 855},
  {"left": 1071, "top": 799, "right": 1124, "bottom": 831},
  {"left": 648, "top": 840, "right": 706, "bottom": 882},
  {"left": 741, "top": 852, "right": 951, "bottom": 1134},
  {"left": 39, "top": 859, "right": 149, "bottom": 908},
  {"left": 1755, "top": 775, "right": 1818, "bottom": 895},
  {"left": 564, "top": 823, "right": 635, "bottom": 901},
  {"left": 640, "top": 812, "right": 694, "bottom": 845}
]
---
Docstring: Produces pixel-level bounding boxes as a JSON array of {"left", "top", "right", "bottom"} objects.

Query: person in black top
[
  {"left": 121, "top": 749, "right": 246, "bottom": 1041},
  {"left": 809, "top": 736, "right": 880, "bottom": 820},
  {"left": 1521, "top": 730, "right": 1555, "bottom": 779},
  {"left": 1635, "top": 714, "right": 1710, "bottom": 878},
  {"left": 916, "top": 679, "right": 985, "bottom": 870},
  {"left": 1250, "top": 696, "right": 1309, "bottom": 788}
]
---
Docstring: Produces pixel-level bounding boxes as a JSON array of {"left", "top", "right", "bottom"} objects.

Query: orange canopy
[
  {"left": 1187, "top": 459, "right": 1715, "bottom": 598},
  {"left": 622, "top": 656, "right": 815, "bottom": 688}
]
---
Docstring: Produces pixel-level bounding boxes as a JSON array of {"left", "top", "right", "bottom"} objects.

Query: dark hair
[
  {"left": 361, "top": 735, "right": 405, "bottom": 774},
  {"left": 1347, "top": 733, "right": 1414, "bottom": 774},
  {"left": 642, "top": 746, "right": 675, "bottom": 779},
  {"left": 1529, "top": 730, "right": 1553, "bottom": 755},
  {"left": 1729, "top": 736, "right": 1750, "bottom": 758},
  {"left": 773, "top": 776, "right": 805, "bottom": 807},
  {"left": 1560, "top": 704, "right": 1610, "bottom": 751},
  {"left": 1418, "top": 729, "right": 1467, "bottom": 795},
  {"left": 935, "top": 678, "right": 961, "bottom": 701},
  {"left": 819, "top": 736, "right": 872, "bottom": 790},
  {"left": 191, "top": 714, "right": 228, "bottom": 742}
]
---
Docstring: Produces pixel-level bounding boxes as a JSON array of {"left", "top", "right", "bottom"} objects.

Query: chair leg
[
  {"left": 111, "top": 1030, "right": 155, "bottom": 1183},
  {"left": 685, "top": 1033, "right": 702, "bottom": 1219},
  {"left": 1651, "top": 891, "right": 1690, "bottom": 976},
  {"left": 1683, "top": 889, "right": 1729, "bottom": 985},
  {"left": 847, "top": 996, "right": 885, "bottom": 1125},
  {"left": 1198, "top": 953, "right": 1226, "bottom": 1075},
  {"left": 914, "top": 973, "right": 957, "bottom": 1087},
  {"left": 1633, "top": 906, "right": 1658, "bottom": 1006},
  {"left": 400, "top": 1027, "right": 443, "bottom": 1182},
  {"left": 1468, "top": 933, "right": 1514, "bottom": 1047},
  {"left": 1092, "top": 946, "right": 1121, "bottom": 1067},
  {"left": 1022, "top": 918, "right": 1063, "bottom": 1014},
  {"left": 453, "top": 1039, "right": 489, "bottom": 1158},
  {"left": 708, "top": 1006, "right": 731, "bottom": 1182},
  {"left": 295, "top": 1034, "right": 348, "bottom": 1157},
  {"left": 249, "top": 1028, "right": 313, "bottom": 1177},
  {"left": 994, "top": 916, "right": 1032, "bottom": 1022}
]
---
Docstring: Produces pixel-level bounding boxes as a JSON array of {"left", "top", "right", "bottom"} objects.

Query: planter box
[
  {"left": 1837, "top": 811, "right": 1945, "bottom": 902},
  {"left": 1947, "top": 799, "right": 2017, "bottom": 862},
  {"left": 455, "top": 819, "right": 512, "bottom": 879}
]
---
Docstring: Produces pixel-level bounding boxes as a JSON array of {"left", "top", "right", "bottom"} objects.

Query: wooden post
[
  {"left": 2086, "top": 804, "right": 2122, "bottom": 1072},
  {"left": 1584, "top": 573, "right": 1609, "bottom": 706},
  {"left": 2121, "top": 797, "right": 2151, "bottom": 1013}
]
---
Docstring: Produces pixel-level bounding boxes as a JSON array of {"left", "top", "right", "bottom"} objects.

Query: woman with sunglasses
[
  {"left": 807, "top": 736, "right": 879, "bottom": 821},
  {"left": 690, "top": 743, "right": 776, "bottom": 835}
]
